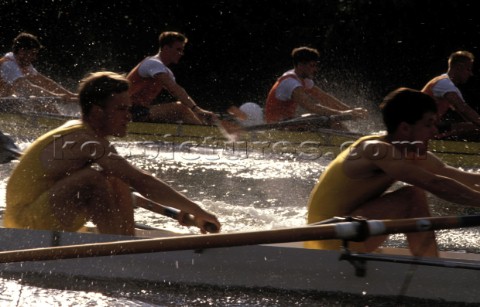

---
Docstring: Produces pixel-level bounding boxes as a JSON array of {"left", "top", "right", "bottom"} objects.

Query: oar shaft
[
  {"left": 347, "top": 253, "right": 480, "bottom": 270},
  {"left": 244, "top": 113, "right": 355, "bottom": 132},
  {"left": 0, "top": 215, "right": 479, "bottom": 263},
  {"left": 369, "top": 215, "right": 480, "bottom": 236},
  {"left": 0, "top": 224, "right": 339, "bottom": 263}
]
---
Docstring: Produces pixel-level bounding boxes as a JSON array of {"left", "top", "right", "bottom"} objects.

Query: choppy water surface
[{"left": 1, "top": 141, "right": 479, "bottom": 306}]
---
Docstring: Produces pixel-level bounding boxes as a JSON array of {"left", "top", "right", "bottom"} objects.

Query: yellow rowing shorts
[{"left": 3, "top": 190, "right": 88, "bottom": 232}]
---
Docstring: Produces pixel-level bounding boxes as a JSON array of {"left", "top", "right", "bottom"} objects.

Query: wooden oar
[
  {"left": 0, "top": 215, "right": 479, "bottom": 263},
  {"left": 243, "top": 113, "right": 355, "bottom": 132},
  {"left": 213, "top": 118, "right": 242, "bottom": 141},
  {"left": 214, "top": 113, "right": 357, "bottom": 141},
  {"left": 0, "top": 96, "right": 74, "bottom": 115}
]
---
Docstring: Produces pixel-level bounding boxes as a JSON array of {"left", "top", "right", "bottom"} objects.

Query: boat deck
[{"left": 0, "top": 227, "right": 479, "bottom": 303}]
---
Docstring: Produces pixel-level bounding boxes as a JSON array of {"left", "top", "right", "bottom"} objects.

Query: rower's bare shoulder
[
  {"left": 416, "top": 151, "right": 449, "bottom": 170},
  {"left": 343, "top": 139, "right": 394, "bottom": 178},
  {"left": 348, "top": 138, "right": 393, "bottom": 160}
]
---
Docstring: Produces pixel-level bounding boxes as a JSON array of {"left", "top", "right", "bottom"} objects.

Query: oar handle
[
  {"left": 163, "top": 206, "right": 219, "bottom": 233},
  {"left": 132, "top": 192, "right": 218, "bottom": 233}
]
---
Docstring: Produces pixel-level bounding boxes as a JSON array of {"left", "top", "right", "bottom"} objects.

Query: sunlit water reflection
[{"left": 1, "top": 141, "right": 479, "bottom": 306}]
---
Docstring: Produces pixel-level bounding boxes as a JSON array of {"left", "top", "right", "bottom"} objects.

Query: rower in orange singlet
[
  {"left": 264, "top": 46, "right": 367, "bottom": 126},
  {"left": 127, "top": 31, "right": 216, "bottom": 125}
]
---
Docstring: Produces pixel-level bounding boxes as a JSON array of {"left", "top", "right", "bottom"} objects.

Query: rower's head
[
  {"left": 158, "top": 31, "right": 188, "bottom": 65},
  {"left": 78, "top": 71, "right": 132, "bottom": 137},
  {"left": 292, "top": 46, "right": 319, "bottom": 79},
  {"left": 12, "top": 32, "right": 42, "bottom": 66},
  {"left": 380, "top": 88, "right": 437, "bottom": 134},
  {"left": 380, "top": 88, "right": 438, "bottom": 149},
  {"left": 448, "top": 50, "right": 474, "bottom": 84}
]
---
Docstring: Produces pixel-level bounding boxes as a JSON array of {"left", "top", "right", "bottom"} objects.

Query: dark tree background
[{"left": 1, "top": 0, "right": 480, "bottom": 113}]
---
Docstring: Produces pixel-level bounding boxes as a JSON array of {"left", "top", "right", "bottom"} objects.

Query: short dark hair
[
  {"left": 78, "top": 71, "right": 130, "bottom": 116},
  {"left": 448, "top": 50, "right": 474, "bottom": 67},
  {"left": 159, "top": 31, "right": 188, "bottom": 49},
  {"left": 291, "top": 47, "right": 319, "bottom": 66},
  {"left": 380, "top": 88, "right": 437, "bottom": 134},
  {"left": 12, "top": 32, "right": 42, "bottom": 53}
]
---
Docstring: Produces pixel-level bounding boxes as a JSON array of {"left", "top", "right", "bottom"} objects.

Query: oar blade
[{"left": 0, "top": 131, "right": 22, "bottom": 163}]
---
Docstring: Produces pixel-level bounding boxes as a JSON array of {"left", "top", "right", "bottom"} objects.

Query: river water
[{"left": 0, "top": 139, "right": 479, "bottom": 306}]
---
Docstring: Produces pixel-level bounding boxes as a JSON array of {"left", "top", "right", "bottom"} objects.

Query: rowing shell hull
[
  {"left": 2, "top": 98, "right": 480, "bottom": 167},
  {"left": 0, "top": 227, "right": 479, "bottom": 303}
]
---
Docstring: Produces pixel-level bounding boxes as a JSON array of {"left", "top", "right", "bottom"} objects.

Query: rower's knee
[
  {"left": 80, "top": 169, "right": 111, "bottom": 195},
  {"left": 398, "top": 186, "right": 426, "bottom": 202},
  {"left": 50, "top": 168, "right": 109, "bottom": 199}
]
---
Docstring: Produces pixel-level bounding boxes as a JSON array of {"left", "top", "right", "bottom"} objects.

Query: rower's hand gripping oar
[{"left": 132, "top": 191, "right": 219, "bottom": 233}]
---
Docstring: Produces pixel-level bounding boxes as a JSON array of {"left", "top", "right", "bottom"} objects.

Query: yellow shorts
[{"left": 4, "top": 190, "right": 88, "bottom": 232}]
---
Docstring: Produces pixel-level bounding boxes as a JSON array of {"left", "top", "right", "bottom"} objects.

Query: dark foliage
[{"left": 1, "top": 0, "right": 480, "bottom": 112}]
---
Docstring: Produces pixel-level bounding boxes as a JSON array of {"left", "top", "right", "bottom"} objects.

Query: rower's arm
[
  {"left": 28, "top": 73, "right": 77, "bottom": 97},
  {"left": 427, "top": 153, "right": 480, "bottom": 191},
  {"left": 155, "top": 73, "right": 197, "bottom": 109},
  {"left": 374, "top": 149, "right": 480, "bottom": 207},
  {"left": 292, "top": 87, "right": 367, "bottom": 119},
  {"left": 307, "top": 86, "right": 350, "bottom": 110},
  {"left": 292, "top": 87, "right": 344, "bottom": 116},
  {"left": 13, "top": 77, "right": 61, "bottom": 97},
  {"left": 108, "top": 158, "right": 204, "bottom": 214},
  {"left": 444, "top": 92, "right": 480, "bottom": 126},
  {"left": 97, "top": 151, "right": 221, "bottom": 232},
  {"left": 154, "top": 73, "right": 216, "bottom": 123}
]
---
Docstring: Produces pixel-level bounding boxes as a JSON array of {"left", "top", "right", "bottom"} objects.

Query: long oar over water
[
  {"left": 243, "top": 113, "right": 356, "bottom": 132},
  {"left": 0, "top": 215, "right": 479, "bottom": 263},
  {"left": 216, "top": 112, "right": 362, "bottom": 141}
]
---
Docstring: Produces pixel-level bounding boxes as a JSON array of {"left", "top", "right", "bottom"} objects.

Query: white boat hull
[{"left": 0, "top": 228, "right": 479, "bottom": 303}]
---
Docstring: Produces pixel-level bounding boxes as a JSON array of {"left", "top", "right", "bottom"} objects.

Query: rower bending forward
[
  {"left": 4, "top": 71, "right": 221, "bottom": 235},
  {"left": 307, "top": 88, "right": 480, "bottom": 257}
]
